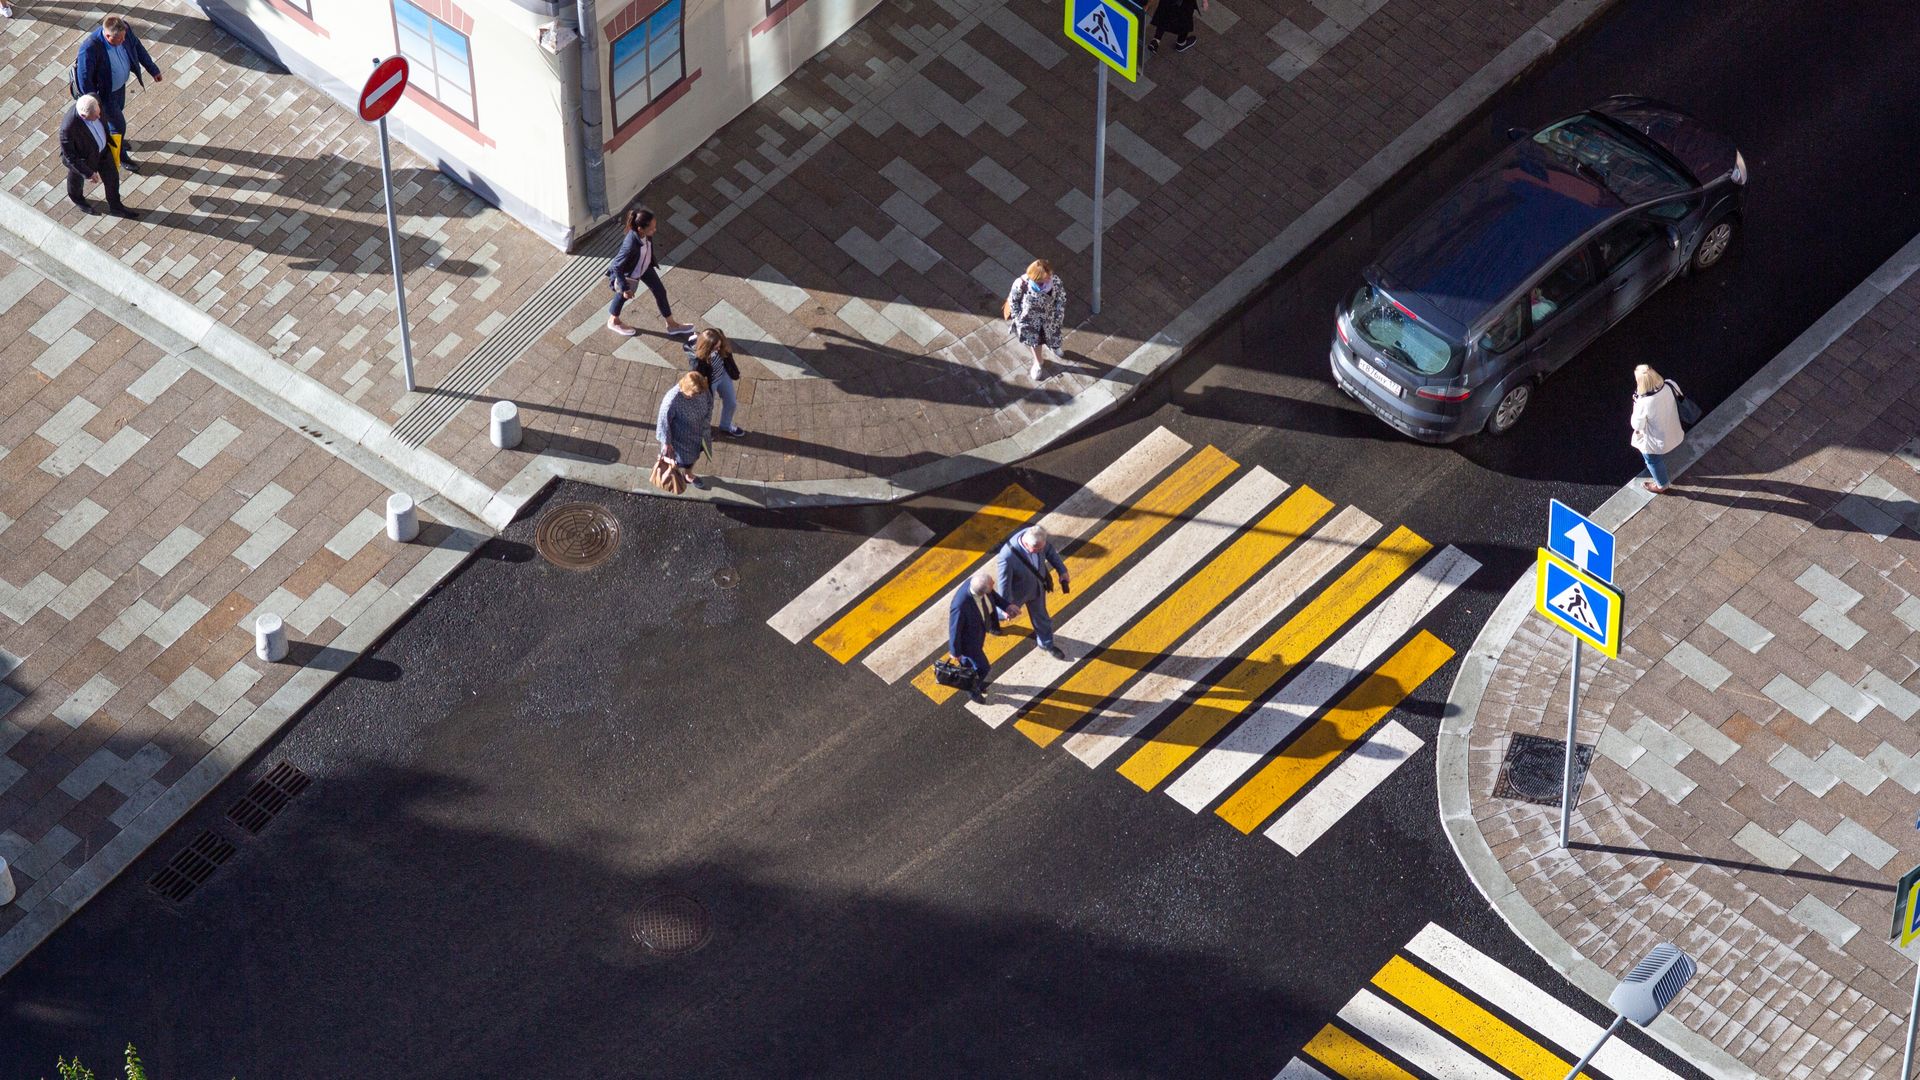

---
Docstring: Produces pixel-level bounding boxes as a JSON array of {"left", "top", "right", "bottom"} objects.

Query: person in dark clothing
[
  {"left": 947, "top": 571, "right": 1011, "bottom": 703},
  {"left": 74, "top": 14, "right": 162, "bottom": 173},
  {"left": 1147, "top": 0, "right": 1207, "bottom": 53},
  {"left": 605, "top": 207, "right": 694, "bottom": 338},
  {"left": 60, "top": 95, "right": 136, "bottom": 218},
  {"left": 994, "top": 525, "right": 1071, "bottom": 661}
]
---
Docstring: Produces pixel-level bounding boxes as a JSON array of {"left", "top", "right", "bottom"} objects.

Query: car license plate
[{"left": 1360, "top": 360, "right": 1402, "bottom": 398}]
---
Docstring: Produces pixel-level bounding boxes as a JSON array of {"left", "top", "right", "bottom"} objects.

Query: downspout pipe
[{"left": 575, "top": 0, "right": 610, "bottom": 220}]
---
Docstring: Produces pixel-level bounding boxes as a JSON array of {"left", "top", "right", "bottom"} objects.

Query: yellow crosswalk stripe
[
  {"left": 1012, "top": 486, "right": 1334, "bottom": 747},
  {"left": 1302, "top": 1024, "right": 1419, "bottom": 1080},
  {"left": 1116, "top": 525, "right": 1431, "bottom": 791},
  {"left": 1214, "top": 630, "right": 1454, "bottom": 833},
  {"left": 1370, "top": 955, "right": 1588, "bottom": 1080},
  {"left": 913, "top": 445, "right": 1239, "bottom": 704},
  {"left": 813, "top": 483, "right": 1043, "bottom": 663}
]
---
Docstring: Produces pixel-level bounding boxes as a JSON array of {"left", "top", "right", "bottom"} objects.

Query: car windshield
[
  {"left": 1533, "top": 115, "right": 1691, "bottom": 203},
  {"left": 1350, "top": 284, "right": 1460, "bottom": 376}
]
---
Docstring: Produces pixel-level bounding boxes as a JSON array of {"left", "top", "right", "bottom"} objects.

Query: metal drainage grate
[
  {"left": 534, "top": 502, "right": 622, "bottom": 570},
  {"left": 147, "top": 830, "right": 236, "bottom": 903},
  {"left": 1492, "top": 732, "right": 1593, "bottom": 808},
  {"left": 225, "top": 761, "right": 314, "bottom": 836},
  {"left": 631, "top": 893, "right": 713, "bottom": 957}
]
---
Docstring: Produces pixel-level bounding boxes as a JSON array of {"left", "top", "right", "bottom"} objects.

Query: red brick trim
[
  {"left": 403, "top": 84, "right": 496, "bottom": 147},
  {"left": 752, "top": 0, "right": 806, "bottom": 36},
  {"left": 603, "top": 0, "right": 673, "bottom": 41},
  {"left": 270, "top": 0, "right": 329, "bottom": 37},
  {"left": 407, "top": 0, "right": 472, "bottom": 35},
  {"left": 604, "top": 68, "right": 700, "bottom": 154}
]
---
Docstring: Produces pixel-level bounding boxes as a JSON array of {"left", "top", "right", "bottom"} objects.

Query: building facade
[{"left": 197, "top": 0, "right": 880, "bottom": 249}]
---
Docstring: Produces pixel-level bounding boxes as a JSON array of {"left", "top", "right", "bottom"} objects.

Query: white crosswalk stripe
[
  {"left": 1271, "top": 1059, "right": 1331, "bottom": 1080},
  {"left": 766, "top": 512, "right": 932, "bottom": 643},
  {"left": 860, "top": 427, "right": 1190, "bottom": 683},
  {"left": 1266, "top": 719, "right": 1422, "bottom": 854},
  {"left": 1405, "top": 924, "right": 1687, "bottom": 1080},
  {"left": 968, "top": 468, "right": 1288, "bottom": 728},
  {"left": 1338, "top": 989, "right": 1508, "bottom": 1080},
  {"left": 1166, "top": 545, "right": 1481, "bottom": 811},
  {"left": 1061, "top": 506, "right": 1381, "bottom": 767}
]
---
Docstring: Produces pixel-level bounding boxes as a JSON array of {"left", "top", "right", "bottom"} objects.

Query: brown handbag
[{"left": 650, "top": 454, "right": 687, "bottom": 495}]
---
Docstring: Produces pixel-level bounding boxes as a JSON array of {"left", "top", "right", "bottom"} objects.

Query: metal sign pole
[
  {"left": 1902, "top": 961, "right": 1920, "bottom": 1080},
  {"left": 1559, "top": 637, "right": 1582, "bottom": 848},
  {"left": 1091, "top": 61, "right": 1107, "bottom": 316},
  {"left": 376, "top": 115, "right": 417, "bottom": 393}
]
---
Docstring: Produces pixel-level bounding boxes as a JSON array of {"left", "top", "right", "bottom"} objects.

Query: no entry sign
[{"left": 359, "top": 56, "right": 409, "bottom": 122}]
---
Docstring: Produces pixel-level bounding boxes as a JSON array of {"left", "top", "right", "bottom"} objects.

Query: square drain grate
[
  {"left": 147, "top": 830, "right": 236, "bottom": 903},
  {"left": 1492, "top": 732, "right": 1592, "bottom": 808},
  {"left": 225, "top": 761, "right": 313, "bottom": 835}
]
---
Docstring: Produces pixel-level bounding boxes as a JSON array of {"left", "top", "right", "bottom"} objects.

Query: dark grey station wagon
[{"left": 1331, "top": 97, "right": 1746, "bottom": 441}]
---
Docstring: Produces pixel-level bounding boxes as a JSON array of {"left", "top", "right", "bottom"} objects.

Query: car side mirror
[
  {"left": 1666, "top": 227, "right": 1681, "bottom": 250},
  {"left": 1506, "top": 127, "right": 1531, "bottom": 142}
]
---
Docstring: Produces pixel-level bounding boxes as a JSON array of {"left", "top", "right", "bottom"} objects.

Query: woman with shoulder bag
[
  {"left": 1629, "top": 364, "right": 1685, "bottom": 494},
  {"left": 684, "top": 328, "right": 746, "bottom": 438},
  {"left": 1005, "top": 258, "right": 1067, "bottom": 383},
  {"left": 654, "top": 370, "right": 713, "bottom": 492}
]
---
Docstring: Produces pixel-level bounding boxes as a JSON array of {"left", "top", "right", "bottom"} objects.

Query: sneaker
[
  {"left": 723, "top": 426, "right": 747, "bottom": 438},
  {"left": 1030, "top": 361, "right": 1046, "bottom": 381},
  {"left": 1176, "top": 35, "right": 1196, "bottom": 52},
  {"left": 666, "top": 321, "right": 696, "bottom": 336},
  {"left": 1147, "top": 36, "right": 1158, "bottom": 53},
  {"left": 607, "top": 320, "right": 638, "bottom": 337},
  {"left": 689, "top": 475, "right": 708, "bottom": 490},
  {"left": 1044, "top": 645, "right": 1068, "bottom": 661}
]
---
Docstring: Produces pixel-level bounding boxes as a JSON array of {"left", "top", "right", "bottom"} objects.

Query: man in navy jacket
[
  {"left": 947, "top": 571, "right": 1010, "bottom": 703},
  {"left": 75, "top": 14, "right": 162, "bottom": 173}
]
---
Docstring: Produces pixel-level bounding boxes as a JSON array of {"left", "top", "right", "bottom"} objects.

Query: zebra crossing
[
  {"left": 764, "top": 428, "right": 1479, "bottom": 857},
  {"left": 1275, "top": 923, "right": 1690, "bottom": 1080}
]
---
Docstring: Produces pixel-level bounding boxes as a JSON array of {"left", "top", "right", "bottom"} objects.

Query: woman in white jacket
[{"left": 1629, "top": 364, "right": 1685, "bottom": 493}]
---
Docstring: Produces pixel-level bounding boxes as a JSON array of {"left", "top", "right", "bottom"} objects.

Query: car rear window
[{"left": 1350, "top": 285, "right": 1460, "bottom": 376}]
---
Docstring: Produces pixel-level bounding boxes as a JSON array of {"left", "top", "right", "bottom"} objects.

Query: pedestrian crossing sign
[
  {"left": 1893, "top": 864, "right": 1920, "bottom": 957},
  {"left": 1065, "top": 0, "right": 1141, "bottom": 81},
  {"left": 1534, "top": 548, "right": 1623, "bottom": 658}
]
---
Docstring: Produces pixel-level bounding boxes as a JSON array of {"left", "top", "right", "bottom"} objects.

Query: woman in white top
[{"left": 1629, "top": 364, "right": 1685, "bottom": 493}]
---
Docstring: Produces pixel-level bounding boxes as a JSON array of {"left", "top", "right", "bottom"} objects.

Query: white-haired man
[
  {"left": 946, "top": 570, "right": 1010, "bottom": 703},
  {"left": 59, "top": 94, "right": 136, "bottom": 218},
  {"left": 994, "top": 524, "right": 1071, "bottom": 661}
]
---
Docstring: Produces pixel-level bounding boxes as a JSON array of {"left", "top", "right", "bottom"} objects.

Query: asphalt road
[{"left": 8, "top": 0, "right": 1920, "bottom": 1076}]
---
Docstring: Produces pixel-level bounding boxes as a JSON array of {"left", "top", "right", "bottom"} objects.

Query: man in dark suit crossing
[
  {"left": 60, "top": 95, "right": 137, "bottom": 218},
  {"left": 947, "top": 571, "right": 1011, "bottom": 704}
]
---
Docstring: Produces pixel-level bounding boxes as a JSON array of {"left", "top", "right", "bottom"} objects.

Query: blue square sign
[
  {"left": 1064, "top": 0, "right": 1141, "bottom": 81},
  {"left": 1548, "top": 499, "right": 1616, "bottom": 586}
]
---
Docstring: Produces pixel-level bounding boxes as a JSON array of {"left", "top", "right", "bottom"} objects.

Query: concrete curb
[
  {"left": 1436, "top": 230, "right": 1920, "bottom": 1079},
  {"left": 453, "top": 0, "right": 1626, "bottom": 521}
]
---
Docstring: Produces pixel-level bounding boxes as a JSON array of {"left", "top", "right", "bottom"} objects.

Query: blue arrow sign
[
  {"left": 1064, "top": 0, "right": 1140, "bottom": 80},
  {"left": 1548, "top": 499, "right": 1616, "bottom": 586}
]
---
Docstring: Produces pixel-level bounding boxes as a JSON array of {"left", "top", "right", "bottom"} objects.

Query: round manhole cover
[
  {"left": 632, "top": 893, "right": 712, "bottom": 957},
  {"left": 713, "top": 567, "right": 738, "bottom": 589},
  {"left": 534, "top": 503, "right": 621, "bottom": 570}
]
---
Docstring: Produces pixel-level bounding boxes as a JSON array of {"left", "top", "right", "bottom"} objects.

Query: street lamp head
[{"left": 1607, "top": 942, "right": 1697, "bottom": 1026}]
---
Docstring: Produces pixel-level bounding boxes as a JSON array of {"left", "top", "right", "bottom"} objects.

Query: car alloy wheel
[
  {"left": 1694, "top": 220, "right": 1733, "bottom": 270},
  {"left": 1487, "top": 382, "right": 1530, "bottom": 435}
]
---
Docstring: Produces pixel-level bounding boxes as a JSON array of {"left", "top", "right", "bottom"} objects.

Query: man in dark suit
[
  {"left": 74, "top": 14, "right": 162, "bottom": 173},
  {"left": 947, "top": 571, "right": 1011, "bottom": 704},
  {"left": 60, "top": 95, "right": 137, "bottom": 218}
]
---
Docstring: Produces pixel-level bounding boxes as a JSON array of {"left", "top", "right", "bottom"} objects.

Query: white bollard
[
  {"left": 255, "top": 613, "right": 288, "bottom": 662},
  {"left": 386, "top": 493, "right": 419, "bottom": 542},
  {"left": 490, "top": 400, "right": 521, "bottom": 449},
  {"left": 0, "top": 855, "right": 14, "bottom": 907}
]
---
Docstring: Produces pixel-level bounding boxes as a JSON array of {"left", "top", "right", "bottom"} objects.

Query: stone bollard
[
  {"left": 386, "top": 493, "right": 419, "bottom": 542},
  {"left": 490, "top": 400, "right": 521, "bottom": 449},
  {"left": 0, "top": 855, "right": 14, "bottom": 907},
  {"left": 255, "top": 613, "right": 288, "bottom": 662}
]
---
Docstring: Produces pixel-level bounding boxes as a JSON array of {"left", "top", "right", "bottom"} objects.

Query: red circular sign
[{"left": 359, "top": 56, "right": 410, "bottom": 122}]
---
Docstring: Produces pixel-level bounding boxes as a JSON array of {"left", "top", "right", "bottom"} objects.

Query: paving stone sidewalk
[
  {"left": 2, "top": 0, "right": 1573, "bottom": 506},
  {"left": 0, "top": 241, "right": 476, "bottom": 966},
  {"left": 1460, "top": 259, "right": 1920, "bottom": 1076}
]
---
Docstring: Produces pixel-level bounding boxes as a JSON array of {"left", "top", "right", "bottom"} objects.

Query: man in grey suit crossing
[{"left": 994, "top": 525, "right": 1072, "bottom": 661}]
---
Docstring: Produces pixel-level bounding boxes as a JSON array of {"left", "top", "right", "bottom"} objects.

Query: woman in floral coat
[{"left": 1006, "top": 258, "right": 1067, "bottom": 382}]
